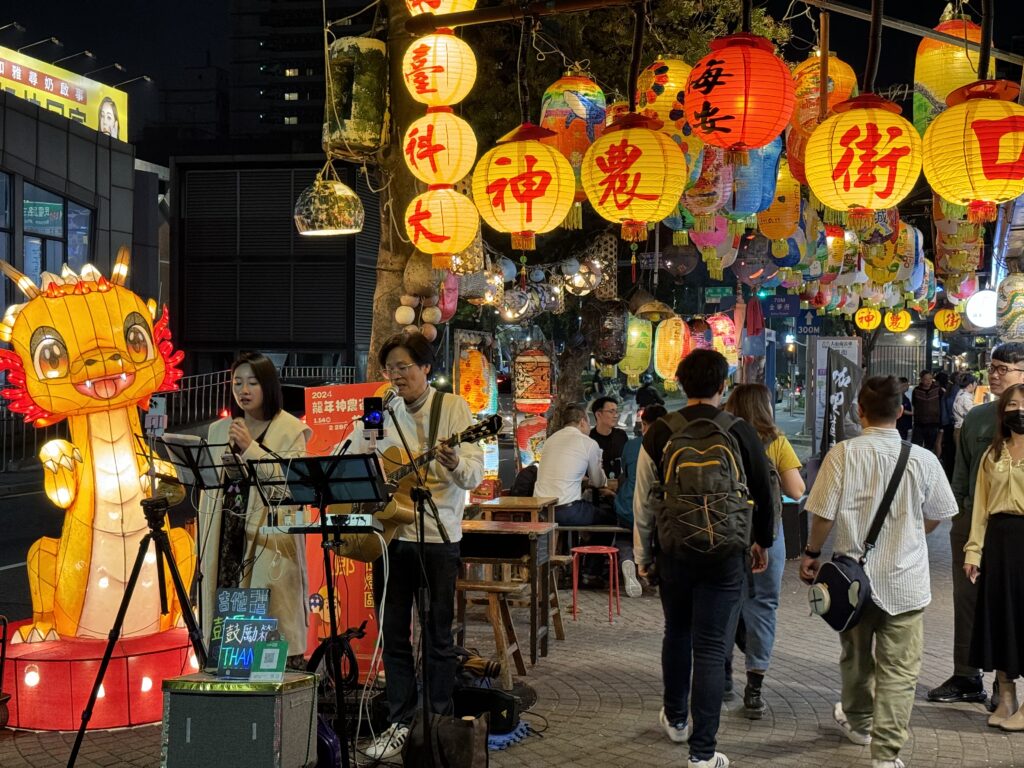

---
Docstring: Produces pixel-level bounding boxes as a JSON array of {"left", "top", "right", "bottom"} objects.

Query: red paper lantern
[{"left": 684, "top": 34, "right": 795, "bottom": 160}]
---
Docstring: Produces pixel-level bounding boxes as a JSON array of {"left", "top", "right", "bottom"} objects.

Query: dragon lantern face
[{"left": 0, "top": 253, "right": 182, "bottom": 425}]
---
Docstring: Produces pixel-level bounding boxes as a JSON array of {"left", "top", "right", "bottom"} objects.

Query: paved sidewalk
[{"left": 2, "top": 524, "right": 1021, "bottom": 767}]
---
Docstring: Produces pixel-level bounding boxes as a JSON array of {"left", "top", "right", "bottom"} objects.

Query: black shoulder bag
[{"left": 808, "top": 440, "right": 911, "bottom": 632}]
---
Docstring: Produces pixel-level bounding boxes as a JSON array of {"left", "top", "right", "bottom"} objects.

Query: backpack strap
[
  {"left": 861, "top": 440, "right": 911, "bottom": 562},
  {"left": 711, "top": 410, "right": 737, "bottom": 432},
  {"left": 661, "top": 410, "right": 688, "bottom": 433}
]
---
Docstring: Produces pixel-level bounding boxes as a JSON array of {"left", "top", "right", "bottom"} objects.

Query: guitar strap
[{"left": 425, "top": 390, "right": 448, "bottom": 484}]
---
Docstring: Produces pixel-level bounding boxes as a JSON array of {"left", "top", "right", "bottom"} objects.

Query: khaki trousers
[{"left": 840, "top": 600, "right": 924, "bottom": 761}]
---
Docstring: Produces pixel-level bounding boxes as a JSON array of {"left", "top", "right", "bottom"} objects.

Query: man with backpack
[
  {"left": 799, "top": 376, "right": 956, "bottom": 768},
  {"left": 634, "top": 349, "right": 776, "bottom": 768}
]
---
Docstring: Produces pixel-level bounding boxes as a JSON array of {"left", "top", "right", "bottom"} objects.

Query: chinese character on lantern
[
  {"left": 485, "top": 155, "right": 552, "bottom": 223},
  {"left": 595, "top": 138, "right": 660, "bottom": 209},
  {"left": 884, "top": 310, "right": 912, "bottom": 333},
  {"left": 405, "top": 123, "right": 446, "bottom": 175},
  {"left": 407, "top": 199, "right": 449, "bottom": 246},
  {"left": 832, "top": 122, "right": 913, "bottom": 200}
]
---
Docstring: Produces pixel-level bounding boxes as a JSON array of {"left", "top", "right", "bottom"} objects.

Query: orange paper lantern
[
  {"left": 472, "top": 123, "right": 576, "bottom": 250},
  {"left": 402, "top": 32, "right": 477, "bottom": 107},
  {"left": 805, "top": 95, "right": 922, "bottom": 227},
  {"left": 404, "top": 188, "right": 480, "bottom": 267},
  {"left": 684, "top": 34, "right": 795, "bottom": 158},
  {"left": 457, "top": 345, "right": 492, "bottom": 414},
  {"left": 923, "top": 80, "right": 1024, "bottom": 224},
  {"left": 581, "top": 113, "right": 688, "bottom": 241},
  {"left": 791, "top": 52, "right": 859, "bottom": 135},
  {"left": 403, "top": 109, "right": 478, "bottom": 185},
  {"left": 914, "top": 17, "right": 987, "bottom": 135},
  {"left": 757, "top": 158, "right": 801, "bottom": 254},
  {"left": 405, "top": 0, "right": 476, "bottom": 16}
]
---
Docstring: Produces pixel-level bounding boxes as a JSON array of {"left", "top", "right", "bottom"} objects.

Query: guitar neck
[{"left": 382, "top": 418, "right": 498, "bottom": 485}]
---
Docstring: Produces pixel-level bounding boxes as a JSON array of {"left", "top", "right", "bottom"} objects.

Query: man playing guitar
[{"left": 352, "top": 331, "right": 484, "bottom": 761}]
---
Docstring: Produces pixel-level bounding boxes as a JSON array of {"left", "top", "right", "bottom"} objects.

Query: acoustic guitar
[{"left": 329, "top": 414, "right": 503, "bottom": 562}]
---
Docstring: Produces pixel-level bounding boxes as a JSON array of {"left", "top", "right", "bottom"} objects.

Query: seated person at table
[{"left": 590, "top": 396, "right": 629, "bottom": 478}]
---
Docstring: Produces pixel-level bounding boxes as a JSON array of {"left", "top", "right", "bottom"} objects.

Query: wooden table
[
  {"left": 471, "top": 496, "right": 559, "bottom": 523},
  {"left": 459, "top": 520, "right": 556, "bottom": 665}
]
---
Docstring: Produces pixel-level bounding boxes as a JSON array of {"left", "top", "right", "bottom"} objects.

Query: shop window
[
  {"left": 284, "top": 68, "right": 299, "bottom": 77},
  {"left": 284, "top": 116, "right": 298, "bottom": 125},
  {"left": 284, "top": 92, "right": 298, "bottom": 101}
]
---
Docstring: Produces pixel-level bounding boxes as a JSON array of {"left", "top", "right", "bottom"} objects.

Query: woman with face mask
[{"left": 964, "top": 383, "right": 1024, "bottom": 730}]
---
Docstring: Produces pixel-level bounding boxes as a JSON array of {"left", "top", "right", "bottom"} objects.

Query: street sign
[
  {"left": 796, "top": 310, "right": 822, "bottom": 337},
  {"left": 704, "top": 286, "right": 734, "bottom": 304},
  {"left": 763, "top": 294, "right": 801, "bottom": 318}
]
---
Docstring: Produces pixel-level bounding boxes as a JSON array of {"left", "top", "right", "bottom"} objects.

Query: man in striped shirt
[{"left": 800, "top": 376, "right": 957, "bottom": 768}]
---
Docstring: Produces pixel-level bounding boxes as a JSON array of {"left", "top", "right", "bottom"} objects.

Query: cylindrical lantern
[
  {"left": 726, "top": 134, "right": 782, "bottom": 216},
  {"left": 587, "top": 300, "right": 629, "bottom": 364},
  {"left": 450, "top": 229, "right": 484, "bottom": 274},
  {"left": 914, "top": 17, "right": 987, "bottom": 135},
  {"left": 323, "top": 37, "right": 390, "bottom": 157},
  {"left": 682, "top": 146, "right": 733, "bottom": 233},
  {"left": 923, "top": 80, "right": 1024, "bottom": 224},
  {"left": 636, "top": 57, "right": 693, "bottom": 133},
  {"left": 405, "top": 0, "right": 476, "bottom": 16},
  {"left": 403, "top": 110, "right": 478, "bottom": 185},
  {"left": 516, "top": 415, "right": 548, "bottom": 467},
  {"left": 513, "top": 348, "right": 553, "bottom": 414},
  {"left": 805, "top": 95, "right": 922, "bottom": 228},
  {"left": 472, "top": 123, "right": 576, "bottom": 250},
  {"left": 791, "top": 52, "right": 859, "bottom": 135},
  {"left": 404, "top": 189, "right": 480, "bottom": 267},
  {"left": 620, "top": 315, "right": 653, "bottom": 386},
  {"left": 402, "top": 32, "right": 477, "bottom": 107},
  {"left": 654, "top": 316, "right": 688, "bottom": 390},
  {"left": 581, "top": 113, "right": 688, "bottom": 241},
  {"left": 758, "top": 158, "right": 801, "bottom": 255},
  {"left": 706, "top": 313, "right": 738, "bottom": 367},
  {"left": 684, "top": 34, "right": 795, "bottom": 159},
  {"left": 590, "top": 232, "right": 619, "bottom": 301},
  {"left": 458, "top": 344, "right": 492, "bottom": 414},
  {"left": 998, "top": 270, "right": 1024, "bottom": 340}
]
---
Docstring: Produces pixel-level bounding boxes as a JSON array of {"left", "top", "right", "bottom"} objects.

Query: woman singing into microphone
[{"left": 198, "top": 351, "right": 312, "bottom": 667}]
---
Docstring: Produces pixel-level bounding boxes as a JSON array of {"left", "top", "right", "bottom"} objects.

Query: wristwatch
[{"left": 803, "top": 547, "right": 822, "bottom": 559}]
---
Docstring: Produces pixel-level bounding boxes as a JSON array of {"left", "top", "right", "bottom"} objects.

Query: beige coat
[{"left": 199, "top": 411, "right": 312, "bottom": 657}]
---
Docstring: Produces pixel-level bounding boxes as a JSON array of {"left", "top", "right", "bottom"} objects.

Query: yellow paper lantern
[
  {"left": 757, "top": 158, "right": 801, "bottom": 255},
  {"left": 472, "top": 124, "right": 577, "bottom": 250},
  {"left": 581, "top": 113, "right": 688, "bottom": 241},
  {"left": 402, "top": 32, "right": 477, "bottom": 107},
  {"left": 404, "top": 189, "right": 480, "bottom": 267},
  {"left": 884, "top": 310, "right": 912, "bottom": 333},
  {"left": 914, "top": 17, "right": 988, "bottom": 135},
  {"left": 806, "top": 95, "right": 922, "bottom": 227},
  {"left": 854, "top": 306, "right": 882, "bottom": 330},
  {"left": 405, "top": 0, "right": 476, "bottom": 16},
  {"left": 923, "top": 80, "right": 1024, "bottom": 224},
  {"left": 791, "top": 52, "right": 859, "bottom": 135},
  {"left": 403, "top": 109, "right": 478, "bottom": 185},
  {"left": 636, "top": 57, "right": 693, "bottom": 133},
  {"left": 934, "top": 308, "right": 962, "bottom": 332},
  {"left": 620, "top": 315, "right": 653, "bottom": 387},
  {"left": 654, "top": 316, "right": 687, "bottom": 391}
]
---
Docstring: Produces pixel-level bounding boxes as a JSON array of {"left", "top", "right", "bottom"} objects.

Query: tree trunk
[{"left": 367, "top": 0, "right": 422, "bottom": 381}]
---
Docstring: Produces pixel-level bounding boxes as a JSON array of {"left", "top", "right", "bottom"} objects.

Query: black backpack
[
  {"left": 763, "top": 438, "right": 785, "bottom": 533},
  {"left": 653, "top": 410, "right": 753, "bottom": 559}
]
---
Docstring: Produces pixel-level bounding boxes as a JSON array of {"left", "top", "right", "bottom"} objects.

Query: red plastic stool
[{"left": 571, "top": 545, "right": 621, "bottom": 623}]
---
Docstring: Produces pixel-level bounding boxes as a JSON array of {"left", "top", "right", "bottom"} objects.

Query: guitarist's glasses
[{"left": 383, "top": 363, "right": 418, "bottom": 378}]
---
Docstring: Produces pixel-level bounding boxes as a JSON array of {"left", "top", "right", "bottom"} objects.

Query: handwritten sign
[{"left": 208, "top": 588, "right": 273, "bottom": 677}]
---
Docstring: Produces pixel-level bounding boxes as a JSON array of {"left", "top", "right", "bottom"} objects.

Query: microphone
[{"left": 382, "top": 387, "right": 398, "bottom": 411}]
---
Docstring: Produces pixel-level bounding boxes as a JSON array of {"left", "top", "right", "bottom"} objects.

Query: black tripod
[{"left": 68, "top": 495, "right": 207, "bottom": 768}]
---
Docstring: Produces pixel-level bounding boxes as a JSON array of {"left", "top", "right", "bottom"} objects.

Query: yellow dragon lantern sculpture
[{"left": 0, "top": 248, "right": 194, "bottom": 643}]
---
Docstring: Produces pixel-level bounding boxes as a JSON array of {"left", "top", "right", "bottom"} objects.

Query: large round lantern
[
  {"left": 406, "top": 0, "right": 476, "bottom": 15},
  {"left": 404, "top": 189, "right": 480, "bottom": 268},
  {"left": 581, "top": 113, "right": 688, "bottom": 241},
  {"left": 513, "top": 348, "right": 553, "bottom": 414},
  {"left": 472, "top": 123, "right": 576, "bottom": 250},
  {"left": 402, "top": 32, "right": 477, "bottom": 107},
  {"left": 923, "top": 80, "right": 1024, "bottom": 224},
  {"left": 884, "top": 310, "right": 912, "bottom": 333},
  {"left": 914, "top": 17, "right": 987, "bottom": 135},
  {"left": 403, "top": 110, "right": 478, "bottom": 185},
  {"left": 684, "top": 34, "right": 795, "bottom": 160},
  {"left": 934, "top": 308, "right": 963, "bottom": 333},
  {"left": 791, "top": 52, "right": 859, "bottom": 135},
  {"left": 758, "top": 158, "right": 801, "bottom": 255},
  {"left": 998, "top": 271, "right": 1024, "bottom": 340},
  {"left": 636, "top": 57, "right": 693, "bottom": 133},
  {"left": 854, "top": 306, "right": 882, "bottom": 331},
  {"left": 805, "top": 95, "right": 922, "bottom": 229},
  {"left": 539, "top": 71, "right": 607, "bottom": 228},
  {"left": 620, "top": 315, "right": 653, "bottom": 386},
  {"left": 654, "top": 316, "right": 688, "bottom": 390}
]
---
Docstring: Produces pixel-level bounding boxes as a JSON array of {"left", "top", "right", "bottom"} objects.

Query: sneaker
[
  {"left": 833, "top": 702, "right": 871, "bottom": 746},
  {"left": 622, "top": 560, "right": 643, "bottom": 598},
  {"left": 659, "top": 707, "right": 691, "bottom": 743},
  {"left": 926, "top": 674, "right": 986, "bottom": 703},
  {"left": 687, "top": 752, "right": 730, "bottom": 768},
  {"left": 364, "top": 722, "right": 409, "bottom": 760},
  {"left": 871, "top": 760, "right": 905, "bottom": 768},
  {"left": 743, "top": 683, "right": 766, "bottom": 720}
]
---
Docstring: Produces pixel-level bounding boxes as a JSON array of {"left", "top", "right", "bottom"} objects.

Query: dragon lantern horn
[
  {"left": 111, "top": 245, "right": 131, "bottom": 286},
  {"left": 0, "top": 261, "right": 41, "bottom": 299}
]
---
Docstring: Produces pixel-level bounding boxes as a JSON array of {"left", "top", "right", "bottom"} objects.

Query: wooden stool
[
  {"left": 455, "top": 580, "right": 529, "bottom": 690},
  {"left": 548, "top": 570, "right": 566, "bottom": 641},
  {"left": 571, "top": 545, "right": 621, "bottom": 623}
]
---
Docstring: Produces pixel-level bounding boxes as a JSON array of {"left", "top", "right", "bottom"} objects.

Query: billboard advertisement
[{"left": 0, "top": 46, "right": 128, "bottom": 139}]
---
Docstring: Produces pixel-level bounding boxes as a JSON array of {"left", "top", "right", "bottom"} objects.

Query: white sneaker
[
  {"left": 659, "top": 707, "right": 691, "bottom": 743},
  {"left": 688, "top": 752, "right": 730, "bottom": 768},
  {"left": 622, "top": 559, "right": 643, "bottom": 598},
  {"left": 872, "top": 760, "right": 905, "bottom": 768},
  {"left": 833, "top": 702, "right": 872, "bottom": 745},
  {"left": 364, "top": 722, "right": 409, "bottom": 760}
]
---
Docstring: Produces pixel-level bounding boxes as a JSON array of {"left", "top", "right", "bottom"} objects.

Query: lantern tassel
[
  {"left": 822, "top": 206, "right": 847, "bottom": 226},
  {"left": 673, "top": 229, "right": 690, "bottom": 246},
  {"left": 626, "top": 373, "right": 640, "bottom": 387},
  {"left": 433, "top": 254, "right": 453, "bottom": 269},
  {"left": 692, "top": 214, "right": 714, "bottom": 233},
  {"left": 940, "top": 198, "right": 968, "bottom": 221},
  {"left": 663, "top": 379, "right": 678, "bottom": 392},
  {"left": 562, "top": 202, "right": 583, "bottom": 230},
  {"left": 967, "top": 200, "right": 998, "bottom": 225},
  {"left": 512, "top": 232, "right": 537, "bottom": 250},
  {"left": 600, "top": 364, "right": 616, "bottom": 378},
  {"left": 728, "top": 218, "right": 746, "bottom": 236},
  {"left": 621, "top": 220, "right": 648, "bottom": 242},
  {"left": 725, "top": 149, "right": 749, "bottom": 166},
  {"left": 771, "top": 239, "right": 789, "bottom": 257},
  {"left": 847, "top": 208, "right": 874, "bottom": 233}
]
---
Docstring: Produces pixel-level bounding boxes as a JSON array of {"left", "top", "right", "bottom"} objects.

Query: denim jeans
[
  {"left": 381, "top": 539, "right": 461, "bottom": 725},
  {"left": 726, "top": 523, "right": 786, "bottom": 672},
  {"left": 658, "top": 551, "right": 745, "bottom": 761}
]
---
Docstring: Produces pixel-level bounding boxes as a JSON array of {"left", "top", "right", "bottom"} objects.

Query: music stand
[{"left": 248, "top": 454, "right": 387, "bottom": 768}]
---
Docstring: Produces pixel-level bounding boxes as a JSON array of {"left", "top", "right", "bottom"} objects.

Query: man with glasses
[
  {"left": 590, "top": 396, "right": 629, "bottom": 478},
  {"left": 928, "top": 343, "right": 1024, "bottom": 707}
]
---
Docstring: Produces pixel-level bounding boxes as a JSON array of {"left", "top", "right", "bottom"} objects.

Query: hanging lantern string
[
  {"left": 517, "top": 14, "right": 531, "bottom": 124},
  {"left": 977, "top": 0, "right": 993, "bottom": 79},
  {"left": 626, "top": 0, "right": 647, "bottom": 112},
  {"left": 862, "top": 0, "right": 883, "bottom": 93},
  {"left": 644, "top": 5, "right": 670, "bottom": 55},
  {"left": 741, "top": 0, "right": 753, "bottom": 33}
]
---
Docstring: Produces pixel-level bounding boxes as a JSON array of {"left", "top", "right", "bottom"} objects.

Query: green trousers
[{"left": 840, "top": 600, "right": 924, "bottom": 761}]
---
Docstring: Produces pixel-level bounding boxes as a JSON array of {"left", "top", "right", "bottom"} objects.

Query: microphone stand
[{"left": 385, "top": 394, "right": 450, "bottom": 768}]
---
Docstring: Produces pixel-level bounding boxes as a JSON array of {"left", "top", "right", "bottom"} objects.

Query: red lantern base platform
[{"left": 2, "top": 621, "right": 195, "bottom": 730}]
